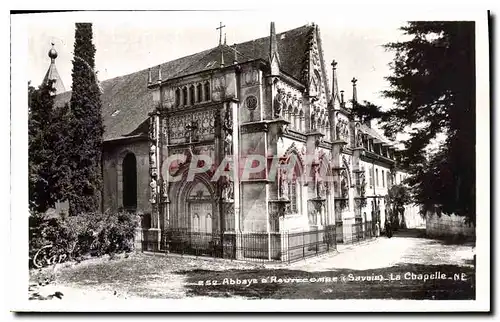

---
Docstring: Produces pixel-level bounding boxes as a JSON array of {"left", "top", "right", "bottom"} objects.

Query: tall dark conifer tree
[
  {"left": 28, "top": 81, "right": 55, "bottom": 212},
  {"left": 68, "top": 23, "right": 104, "bottom": 215},
  {"left": 382, "top": 22, "right": 476, "bottom": 224}
]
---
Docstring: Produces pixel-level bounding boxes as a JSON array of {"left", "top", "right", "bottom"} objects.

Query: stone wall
[
  {"left": 102, "top": 139, "right": 150, "bottom": 214},
  {"left": 403, "top": 204, "right": 425, "bottom": 229},
  {"left": 426, "top": 211, "right": 475, "bottom": 238}
]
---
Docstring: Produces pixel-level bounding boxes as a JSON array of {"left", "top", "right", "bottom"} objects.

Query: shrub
[{"left": 29, "top": 211, "right": 139, "bottom": 268}]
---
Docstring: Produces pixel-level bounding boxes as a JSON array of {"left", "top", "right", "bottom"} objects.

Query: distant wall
[
  {"left": 403, "top": 204, "right": 425, "bottom": 229},
  {"left": 426, "top": 211, "right": 475, "bottom": 238}
]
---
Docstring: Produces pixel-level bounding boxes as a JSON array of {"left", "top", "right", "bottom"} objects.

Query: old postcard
[{"left": 9, "top": 7, "right": 490, "bottom": 312}]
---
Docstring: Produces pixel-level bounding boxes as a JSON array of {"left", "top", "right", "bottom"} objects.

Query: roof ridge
[
  {"left": 235, "top": 23, "right": 312, "bottom": 48},
  {"left": 90, "top": 24, "right": 314, "bottom": 90}
]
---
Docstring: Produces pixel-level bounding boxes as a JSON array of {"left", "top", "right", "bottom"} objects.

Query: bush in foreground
[{"left": 29, "top": 211, "right": 139, "bottom": 268}]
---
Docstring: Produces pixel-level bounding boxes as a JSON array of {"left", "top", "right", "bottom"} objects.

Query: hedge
[{"left": 29, "top": 211, "right": 139, "bottom": 268}]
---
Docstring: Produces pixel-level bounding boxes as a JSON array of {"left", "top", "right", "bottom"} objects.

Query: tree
[
  {"left": 67, "top": 23, "right": 104, "bottom": 215},
  {"left": 381, "top": 22, "right": 475, "bottom": 224},
  {"left": 29, "top": 79, "right": 72, "bottom": 212},
  {"left": 351, "top": 100, "right": 384, "bottom": 124},
  {"left": 385, "top": 184, "right": 411, "bottom": 229},
  {"left": 29, "top": 81, "right": 55, "bottom": 212}
]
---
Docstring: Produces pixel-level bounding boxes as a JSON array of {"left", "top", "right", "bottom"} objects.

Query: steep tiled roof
[
  {"left": 43, "top": 61, "right": 66, "bottom": 95},
  {"left": 359, "top": 123, "right": 395, "bottom": 145},
  {"left": 54, "top": 24, "right": 315, "bottom": 141}
]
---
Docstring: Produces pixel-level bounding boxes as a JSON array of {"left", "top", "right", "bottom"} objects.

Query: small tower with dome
[{"left": 42, "top": 43, "right": 66, "bottom": 95}]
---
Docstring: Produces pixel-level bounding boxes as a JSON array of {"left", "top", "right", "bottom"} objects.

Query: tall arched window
[
  {"left": 287, "top": 105, "right": 293, "bottom": 125},
  {"left": 122, "top": 153, "right": 137, "bottom": 210},
  {"left": 206, "top": 214, "right": 212, "bottom": 233},
  {"left": 182, "top": 87, "right": 188, "bottom": 106},
  {"left": 382, "top": 170, "right": 385, "bottom": 187},
  {"left": 189, "top": 85, "right": 195, "bottom": 105},
  {"left": 286, "top": 154, "right": 303, "bottom": 214},
  {"left": 376, "top": 168, "right": 379, "bottom": 187},
  {"left": 289, "top": 180, "right": 301, "bottom": 213},
  {"left": 196, "top": 83, "right": 202, "bottom": 103},
  {"left": 294, "top": 107, "right": 300, "bottom": 129},
  {"left": 193, "top": 214, "right": 200, "bottom": 232},
  {"left": 299, "top": 110, "right": 304, "bottom": 132},
  {"left": 175, "top": 88, "right": 180, "bottom": 107},
  {"left": 204, "top": 82, "right": 210, "bottom": 101}
]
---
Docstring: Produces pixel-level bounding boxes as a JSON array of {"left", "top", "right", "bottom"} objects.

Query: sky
[{"left": 25, "top": 11, "right": 407, "bottom": 113}]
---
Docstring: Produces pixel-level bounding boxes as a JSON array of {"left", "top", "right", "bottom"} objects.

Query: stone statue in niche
[
  {"left": 340, "top": 175, "right": 348, "bottom": 199},
  {"left": 357, "top": 131, "right": 364, "bottom": 147},
  {"left": 162, "top": 179, "right": 168, "bottom": 199},
  {"left": 149, "top": 178, "right": 157, "bottom": 204},
  {"left": 317, "top": 178, "right": 325, "bottom": 199},
  {"left": 274, "top": 89, "right": 283, "bottom": 118},
  {"left": 149, "top": 117, "right": 157, "bottom": 141},
  {"left": 343, "top": 123, "right": 349, "bottom": 141},
  {"left": 223, "top": 108, "right": 233, "bottom": 155},
  {"left": 161, "top": 120, "right": 168, "bottom": 144},
  {"left": 279, "top": 167, "right": 289, "bottom": 200},
  {"left": 311, "top": 112, "right": 316, "bottom": 130},
  {"left": 149, "top": 144, "right": 157, "bottom": 168},
  {"left": 222, "top": 180, "right": 234, "bottom": 201}
]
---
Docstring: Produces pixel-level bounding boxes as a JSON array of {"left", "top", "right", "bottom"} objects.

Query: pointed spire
[
  {"left": 331, "top": 60, "right": 338, "bottom": 105},
  {"left": 269, "top": 21, "right": 280, "bottom": 76},
  {"left": 220, "top": 47, "right": 225, "bottom": 68},
  {"left": 233, "top": 43, "right": 238, "bottom": 65},
  {"left": 147, "top": 67, "right": 152, "bottom": 85},
  {"left": 351, "top": 77, "right": 358, "bottom": 103},
  {"left": 43, "top": 42, "right": 65, "bottom": 94},
  {"left": 157, "top": 65, "right": 162, "bottom": 84}
]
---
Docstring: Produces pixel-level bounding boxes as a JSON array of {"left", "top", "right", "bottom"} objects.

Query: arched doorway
[
  {"left": 187, "top": 181, "right": 214, "bottom": 233},
  {"left": 122, "top": 153, "right": 137, "bottom": 210}
]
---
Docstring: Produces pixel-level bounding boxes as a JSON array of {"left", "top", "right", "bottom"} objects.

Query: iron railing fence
[
  {"left": 334, "top": 221, "right": 377, "bottom": 244},
  {"left": 141, "top": 226, "right": 337, "bottom": 264}
]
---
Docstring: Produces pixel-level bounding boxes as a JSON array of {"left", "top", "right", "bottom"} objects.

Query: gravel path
[{"left": 293, "top": 229, "right": 474, "bottom": 272}]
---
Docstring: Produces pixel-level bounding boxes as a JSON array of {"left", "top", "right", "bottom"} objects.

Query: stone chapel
[{"left": 50, "top": 22, "right": 417, "bottom": 260}]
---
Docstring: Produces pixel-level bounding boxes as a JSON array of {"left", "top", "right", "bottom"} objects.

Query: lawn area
[{"left": 31, "top": 251, "right": 475, "bottom": 300}]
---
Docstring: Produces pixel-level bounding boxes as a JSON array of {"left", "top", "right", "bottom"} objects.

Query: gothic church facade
[{"left": 51, "top": 22, "right": 414, "bottom": 258}]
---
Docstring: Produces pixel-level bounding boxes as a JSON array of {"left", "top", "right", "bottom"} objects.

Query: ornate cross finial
[
  {"left": 331, "top": 60, "right": 337, "bottom": 69},
  {"left": 351, "top": 77, "right": 358, "bottom": 85},
  {"left": 216, "top": 22, "right": 226, "bottom": 46},
  {"left": 186, "top": 120, "right": 199, "bottom": 143}
]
